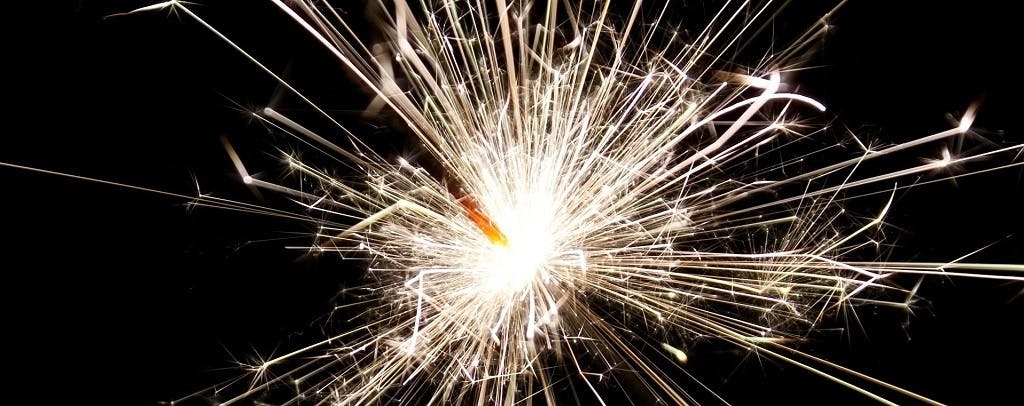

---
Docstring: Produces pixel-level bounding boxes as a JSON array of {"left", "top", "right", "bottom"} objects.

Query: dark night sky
[{"left": 3, "top": 1, "right": 1021, "bottom": 404}]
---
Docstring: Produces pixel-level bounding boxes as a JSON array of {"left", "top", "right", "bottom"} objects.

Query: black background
[{"left": 4, "top": 1, "right": 1021, "bottom": 404}]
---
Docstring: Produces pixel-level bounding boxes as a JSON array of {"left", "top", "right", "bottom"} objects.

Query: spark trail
[{"left": 100, "top": 0, "right": 1024, "bottom": 404}]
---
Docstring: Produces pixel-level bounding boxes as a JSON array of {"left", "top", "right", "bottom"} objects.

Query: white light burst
[{"left": 102, "top": 0, "right": 1022, "bottom": 404}]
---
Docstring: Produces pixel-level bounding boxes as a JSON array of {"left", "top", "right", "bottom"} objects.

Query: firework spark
[{"left": 17, "top": 0, "right": 1022, "bottom": 404}]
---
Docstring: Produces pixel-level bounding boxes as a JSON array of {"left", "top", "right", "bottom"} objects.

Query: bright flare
[{"left": 107, "top": 1, "right": 1024, "bottom": 405}]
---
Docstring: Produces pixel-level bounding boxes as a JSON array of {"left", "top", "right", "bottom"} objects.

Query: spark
[{"left": 13, "top": 0, "right": 1023, "bottom": 404}]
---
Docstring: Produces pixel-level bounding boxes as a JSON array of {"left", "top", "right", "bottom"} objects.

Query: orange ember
[{"left": 459, "top": 198, "right": 509, "bottom": 247}]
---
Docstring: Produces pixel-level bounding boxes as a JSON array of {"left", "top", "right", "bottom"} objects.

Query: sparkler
[{"left": 12, "top": 0, "right": 1022, "bottom": 404}]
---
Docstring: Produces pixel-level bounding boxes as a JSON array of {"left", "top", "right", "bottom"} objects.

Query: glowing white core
[{"left": 477, "top": 209, "right": 552, "bottom": 294}]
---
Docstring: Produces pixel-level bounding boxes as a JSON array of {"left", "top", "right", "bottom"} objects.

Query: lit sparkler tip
[{"left": 459, "top": 197, "right": 509, "bottom": 247}]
